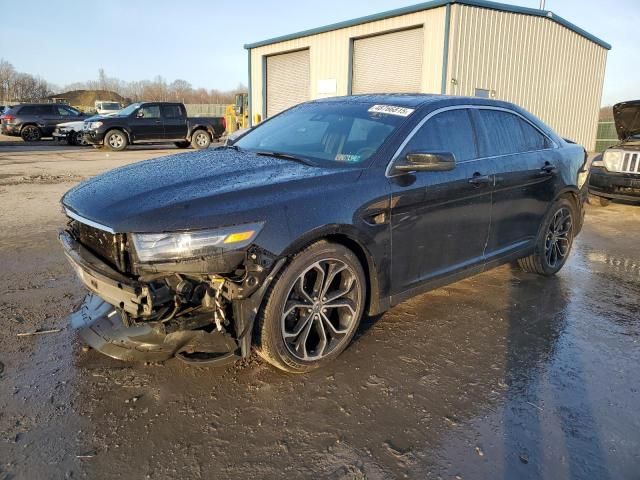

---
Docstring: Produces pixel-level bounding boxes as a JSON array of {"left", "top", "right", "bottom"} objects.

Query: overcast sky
[{"left": 0, "top": 0, "right": 637, "bottom": 105}]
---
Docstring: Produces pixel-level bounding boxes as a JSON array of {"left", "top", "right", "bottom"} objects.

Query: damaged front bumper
[
  {"left": 60, "top": 229, "right": 285, "bottom": 364},
  {"left": 70, "top": 294, "right": 238, "bottom": 363}
]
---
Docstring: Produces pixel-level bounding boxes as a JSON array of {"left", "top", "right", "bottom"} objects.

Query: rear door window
[
  {"left": 476, "top": 109, "right": 550, "bottom": 157},
  {"left": 402, "top": 109, "right": 478, "bottom": 162},
  {"left": 161, "top": 104, "right": 183, "bottom": 119}
]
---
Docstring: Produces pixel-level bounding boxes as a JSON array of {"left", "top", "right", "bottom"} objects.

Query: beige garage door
[
  {"left": 352, "top": 28, "right": 424, "bottom": 94},
  {"left": 266, "top": 49, "right": 310, "bottom": 117}
]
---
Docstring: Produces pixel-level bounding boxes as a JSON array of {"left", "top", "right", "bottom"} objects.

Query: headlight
[
  {"left": 88, "top": 121, "right": 103, "bottom": 129},
  {"left": 131, "top": 222, "right": 264, "bottom": 262},
  {"left": 601, "top": 150, "right": 623, "bottom": 171}
]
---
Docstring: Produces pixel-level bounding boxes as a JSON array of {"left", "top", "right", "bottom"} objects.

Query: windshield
[
  {"left": 117, "top": 103, "right": 141, "bottom": 116},
  {"left": 234, "top": 102, "right": 410, "bottom": 165}
]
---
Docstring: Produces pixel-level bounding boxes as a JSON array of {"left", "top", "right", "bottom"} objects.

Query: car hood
[
  {"left": 613, "top": 100, "right": 640, "bottom": 140},
  {"left": 62, "top": 149, "right": 360, "bottom": 233}
]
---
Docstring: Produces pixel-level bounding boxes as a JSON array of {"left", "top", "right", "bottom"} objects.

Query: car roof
[{"left": 311, "top": 93, "right": 520, "bottom": 110}]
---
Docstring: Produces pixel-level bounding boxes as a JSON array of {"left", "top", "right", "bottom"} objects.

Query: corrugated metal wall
[
  {"left": 446, "top": 4, "right": 608, "bottom": 150},
  {"left": 249, "top": 7, "right": 447, "bottom": 122}
]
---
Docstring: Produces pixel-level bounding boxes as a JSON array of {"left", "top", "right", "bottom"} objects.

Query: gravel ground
[{"left": 0, "top": 140, "right": 638, "bottom": 479}]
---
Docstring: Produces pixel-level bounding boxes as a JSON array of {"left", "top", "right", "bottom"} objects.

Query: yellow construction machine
[{"left": 225, "top": 93, "right": 249, "bottom": 134}]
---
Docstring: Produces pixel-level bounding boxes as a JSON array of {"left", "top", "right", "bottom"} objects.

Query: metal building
[{"left": 244, "top": 0, "right": 610, "bottom": 150}]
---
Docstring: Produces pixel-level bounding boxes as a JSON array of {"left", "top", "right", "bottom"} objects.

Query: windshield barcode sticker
[{"left": 368, "top": 105, "right": 415, "bottom": 117}]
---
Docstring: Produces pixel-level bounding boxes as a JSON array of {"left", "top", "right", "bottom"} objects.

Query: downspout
[
  {"left": 247, "top": 48, "right": 253, "bottom": 127},
  {"left": 440, "top": 2, "right": 452, "bottom": 95}
]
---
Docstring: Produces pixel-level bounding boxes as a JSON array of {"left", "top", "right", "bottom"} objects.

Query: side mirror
[{"left": 391, "top": 151, "right": 456, "bottom": 174}]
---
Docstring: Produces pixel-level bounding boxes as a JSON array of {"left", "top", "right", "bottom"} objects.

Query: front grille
[
  {"left": 70, "top": 220, "right": 127, "bottom": 272},
  {"left": 621, "top": 152, "right": 640, "bottom": 174}
]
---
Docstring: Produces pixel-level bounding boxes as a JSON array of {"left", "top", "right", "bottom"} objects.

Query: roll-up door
[
  {"left": 352, "top": 27, "right": 424, "bottom": 94},
  {"left": 266, "top": 49, "right": 310, "bottom": 117}
]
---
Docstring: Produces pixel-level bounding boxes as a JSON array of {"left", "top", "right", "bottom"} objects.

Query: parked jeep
[
  {"left": 589, "top": 100, "right": 640, "bottom": 205},
  {"left": 0, "top": 103, "right": 88, "bottom": 141}
]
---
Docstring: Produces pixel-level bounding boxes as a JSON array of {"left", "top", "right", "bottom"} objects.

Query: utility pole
[{"left": 540, "top": 0, "right": 546, "bottom": 9}]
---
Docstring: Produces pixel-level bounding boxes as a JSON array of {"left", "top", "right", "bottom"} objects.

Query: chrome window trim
[
  {"left": 385, "top": 104, "right": 559, "bottom": 178},
  {"left": 64, "top": 208, "right": 116, "bottom": 234}
]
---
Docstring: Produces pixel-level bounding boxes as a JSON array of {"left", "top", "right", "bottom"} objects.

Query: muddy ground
[{"left": 0, "top": 140, "right": 638, "bottom": 479}]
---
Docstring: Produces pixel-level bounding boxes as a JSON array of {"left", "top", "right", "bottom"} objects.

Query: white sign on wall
[{"left": 317, "top": 79, "right": 337, "bottom": 96}]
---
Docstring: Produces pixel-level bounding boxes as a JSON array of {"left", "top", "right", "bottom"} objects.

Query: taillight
[
  {"left": 221, "top": 116, "right": 226, "bottom": 131},
  {"left": 2, "top": 114, "right": 15, "bottom": 122}
]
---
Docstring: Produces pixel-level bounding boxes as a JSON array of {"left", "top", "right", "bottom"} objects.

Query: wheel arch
[
  {"left": 189, "top": 125, "right": 213, "bottom": 141},
  {"left": 278, "top": 225, "right": 384, "bottom": 317},
  {"left": 19, "top": 122, "right": 39, "bottom": 132},
  {"left": 556, "top": 187, "right": 584, "bottom": 232},
  {"left": 104, "top": 126, "right": 131, "bottom": 144}
]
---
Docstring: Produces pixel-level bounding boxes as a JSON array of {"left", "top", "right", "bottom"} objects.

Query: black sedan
[{"left": 59, "top": 94, "right": 588, "bottom": 373}]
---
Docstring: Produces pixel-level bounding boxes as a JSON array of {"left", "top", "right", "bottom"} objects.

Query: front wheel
[
  {"left": 191, "top": 130, "right": 211, "bottom": 149},
  {"left": 257, "top": 241, "right": 366, "bottom": 373},
  {"left": 104, "top": 130, "right": 128, "bottom": 151},
  {"left": 73, "top": 131, "right": 88, "bottom": 146},
  {"left": 517, "top": 198, "right": 576, "bottom": 275}
]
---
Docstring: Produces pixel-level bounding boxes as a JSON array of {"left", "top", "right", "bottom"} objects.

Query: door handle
[
  {"left": 468, "top": 173, "right": 492, "bottom": 185},
  {"left": 539, "top": 164, "right": 558, "bottom": 175}
]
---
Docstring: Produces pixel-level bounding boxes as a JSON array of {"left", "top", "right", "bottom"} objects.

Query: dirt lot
[{"left": 0, "top": 140, "right": 639, "bottom": 479}]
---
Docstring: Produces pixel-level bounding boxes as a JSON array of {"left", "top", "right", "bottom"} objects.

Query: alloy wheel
[
  {"left": 544, "top": 207, "right": 572, "bottom": 268},
  {"left": 281, "top": 259, "right": 362, "bottom": 361},
  {"left": 108, "top": 133, "right": 124, "bottom": 149},
  {"left": 23, "top": 126, "right": 40, "bottom": 141},
  {"left": 195, "top": 132, "right": 208, "bottom": 147}
]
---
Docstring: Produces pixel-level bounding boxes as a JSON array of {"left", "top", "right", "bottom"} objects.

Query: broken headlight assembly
[{"left": 131, "top": 222, "right": 264, "bottom": 262}]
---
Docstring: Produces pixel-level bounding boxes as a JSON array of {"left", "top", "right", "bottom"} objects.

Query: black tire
[
  {"left": 21, "top": 125, "right": 41, "bottom": 142},
  {"left": 517, "top": 198, "right": 576, "bottom": 276},
  {"left": 104, "top": 129, "right": 128, "bottom": 151},
  {"left": 256, "top": 241, "right": 366, "bottom": 373},
  {"left": 174, "top": 141, "right": 191, "bottom": 149},
  {"left": 598, "top": 196, "right": 611, "bottom": 207},
  {"left": 73, "top": 131, "right": 88, "bottom": 146},
  {"left": 191, "top": 129, "right": 211, "bottom": 149}
]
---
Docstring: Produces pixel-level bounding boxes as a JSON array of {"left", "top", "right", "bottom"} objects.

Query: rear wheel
[
  {"left": 191, "top": 130, "right": 211, "bottom": 149},
  {"left": 257, "top": 241, "right": 366, "bottom": 373},
  {"left": 174, "top": 141, "right": 190, "bottom": 149},
  {"left": 517, "top": 198, "right": 576, "bottom": 275},
  {"left": 104, "top": 130, "right": 128, "bottom": 151},
  {"left": 21, "top": 125, "right": 41, "bottom": 141}
]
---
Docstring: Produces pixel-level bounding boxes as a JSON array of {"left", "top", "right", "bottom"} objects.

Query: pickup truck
[{"left": 83, "top": 102, "right": 226, "bottom": 151}]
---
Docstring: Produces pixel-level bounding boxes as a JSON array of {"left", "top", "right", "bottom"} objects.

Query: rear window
[
  {"left": 19, "top": 105, "right": 48, "bottom": 115},
  {"left": 477, "top": 110, "right": 550, "bottom": 156}
]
